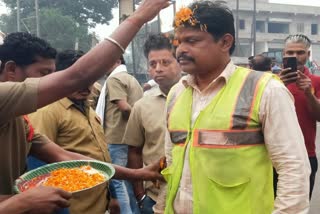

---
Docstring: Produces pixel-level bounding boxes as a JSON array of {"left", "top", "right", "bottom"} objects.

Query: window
[
  {"left": 256, "top": 21, "right": 265, "bottom": 33},
  {"left": 311, "top": 24, "right": 318, "bottom": 35},
  {"left": 297, "top": 23, "right": 304, "bottom": 33},
  {"left": 268, "top": 23, "right": 289, "bottom": 33},
  {"left": 239, "top": 19, "right": 245, "bottom": 30}
]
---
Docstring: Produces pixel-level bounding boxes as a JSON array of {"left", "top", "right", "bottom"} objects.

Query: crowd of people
[{"left": 0, "top": 0, "right": 319, "bottom": 213}]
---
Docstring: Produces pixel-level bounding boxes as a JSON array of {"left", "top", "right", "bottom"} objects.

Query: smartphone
[{"left": 283, "top": 57, "right": 297, "bottom": 72}]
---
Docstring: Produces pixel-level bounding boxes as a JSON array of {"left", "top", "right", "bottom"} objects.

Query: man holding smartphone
[{"left": 280, "top": 34, "right": 320, "bottom": 198}]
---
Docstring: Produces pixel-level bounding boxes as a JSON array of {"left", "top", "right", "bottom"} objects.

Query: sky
[
  {"left": 95, "top": 0, "right": 320, "bottom": 40},
  {"left": 1, "top": 0, "right": 320, "bottom": 40},
  {"left": 270, "top": 0, "right": 320, "bottom": 6}
]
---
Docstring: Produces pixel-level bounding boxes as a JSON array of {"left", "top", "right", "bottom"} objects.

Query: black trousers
[{"left": 273, "top": 156, "right": 318, "bottom": 199}]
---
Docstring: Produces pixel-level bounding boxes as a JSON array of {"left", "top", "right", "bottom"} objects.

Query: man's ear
[
  {"left": 220, "top": 34, "right": 234, "bottom": 54},
  {"left": 308, "top": 50, "right": 311, "bottom": 58},
  {"left": 3, "top": 61, "right": 17, "bottom": 81},
  {"left": 116, "top": 59, "right": 122, "bottom": 66}
]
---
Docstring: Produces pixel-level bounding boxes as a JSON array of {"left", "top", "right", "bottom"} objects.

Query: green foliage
[
  {"left": 3, "top": 0, "right": 118, "bottom": 27},
  {"left": 0, "top": 8, "right": 92, "bottom": 52},
  {"left": 0, "top": 13, "right": 16, "bottom": 33},
  {"left": 39, "top": 9, "right": 87, "bottom": 51},
  {"left": 0, "top": 0, "right": 118, "bottom": 51}
]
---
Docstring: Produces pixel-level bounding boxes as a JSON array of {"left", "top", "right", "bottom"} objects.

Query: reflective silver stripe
[
  {"left": 231, "top": 71, "right": 265, "bottom": 129},
  {"left": 198, "top": 130, "right": 264, "bottom": 146},
  {"left": 170, "top": 131, "right": 188, "bottom": 144}
]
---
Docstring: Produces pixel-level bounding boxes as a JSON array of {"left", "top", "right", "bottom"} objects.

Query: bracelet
[
  {"left": 137, "top": 194, "right": 147, "bottom": 204},
  {"left": 105, "top": 37, "right": 125, "bottom": 53}
]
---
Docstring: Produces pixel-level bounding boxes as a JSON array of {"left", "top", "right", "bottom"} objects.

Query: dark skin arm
[
  {"left": 113, "top": 99, "right": 132, "bottom": 120},
  {"left": 29, "top": 142, "right": 91, "bottom": 163},
  {"left": 0, "top": 196, "right": 11, "bottom": 203},
  {"left": 36, "top": 0, "right": 170, "bottom": 109},
  {"left": 30, "top": 141, "right": 163, "bottom": 181},
  {"left": 0, "top": 186, "right": 71, "bottom": 214},
  {"left": 127, "top": 146, "right": 145, "bottom": 200}
]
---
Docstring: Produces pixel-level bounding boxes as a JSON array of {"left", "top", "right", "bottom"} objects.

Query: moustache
[{"left": 177, "top": 54, "right": 195, "bottom": 63}]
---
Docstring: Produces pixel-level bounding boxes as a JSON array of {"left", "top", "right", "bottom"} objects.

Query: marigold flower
[
  {"left": 174, "top": 6, "right": 207, "bottom": 32},
  {"left": 175, "top": 7, "right": 195, "bottom": 27},
  {"left": 26, "top": 166, "right": 105, "bottom": 192}
]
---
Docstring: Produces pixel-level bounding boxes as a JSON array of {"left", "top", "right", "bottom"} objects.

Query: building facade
[
  {"left": 118, "top": 0, "right": 320, "bottom": 78},
  {"left": 229, "top": 0, "right": 320, "bottom": 62}
]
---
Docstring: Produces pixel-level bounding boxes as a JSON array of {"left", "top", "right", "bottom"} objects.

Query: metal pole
[
  {"left": 157, "top": 14, "right": 161, "bottom": 33},
  {"left": 235, "top": 0, "right": 239, "bottom": 56},
  {"left": 131, "top": 0, "right": 136, "bottom": 76},
  {"left": 253, "top": 0, "right": 256, "bottom": 56},
  {"left": 17, "top": 0, "right": 20, "bottom": 31},
  {"left": 35, "top": 0, "right": 40, "bottom": 37}
]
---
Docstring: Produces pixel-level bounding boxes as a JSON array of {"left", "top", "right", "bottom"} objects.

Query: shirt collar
[
  {"left": 60, "top": 97, "right": 89, "bottom": 115},
  {"left": 109, "top": 64, "right": 128, "bottom": 77},
  {"left": 181, "top": 60, "right": 237, "bottom": 91},
  {"left": 60, "top": 97, "right": 74, "bottom": 109},
  {"left": 144, "top": 85, "right": 167, "bottom": 98}
]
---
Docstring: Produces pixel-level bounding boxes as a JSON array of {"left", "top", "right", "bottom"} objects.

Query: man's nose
[{"left": 155, "top": 62, "right": 163, "bottom": 73}]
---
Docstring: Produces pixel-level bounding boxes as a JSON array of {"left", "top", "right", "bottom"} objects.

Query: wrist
[
  {"left": 4, "top": 194, "right": 30, "bottom": 213},
  {"left": 134, "top": 168, "right": 143, "bottom": 180},
  {"left": 135, "top": 191, "right": 146, "bottom": 201},
  {"left": 125, "top": 15, "right": 144, "bottom": 29}
]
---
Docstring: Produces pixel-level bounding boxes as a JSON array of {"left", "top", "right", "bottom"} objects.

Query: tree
[
  {"left": 39, "top": 9, "right": 92, "bottom": 51},
  {"left": 2, "top": 0, "right": 118, "bottom": 27},
  {"left": 0, "top": 8, "right": 92, "bottom": 52},
  {"left": 0, "top": 0, "right": 118, "bottom": 51}
]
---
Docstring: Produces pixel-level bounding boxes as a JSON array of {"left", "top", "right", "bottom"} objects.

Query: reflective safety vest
[{"left": 162, "top": 67, "right": 275, "bottom": 214}]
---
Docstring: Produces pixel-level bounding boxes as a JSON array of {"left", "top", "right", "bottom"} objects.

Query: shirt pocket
[{"left": 206, "top": 174, "right": 251, "bottom": 214}]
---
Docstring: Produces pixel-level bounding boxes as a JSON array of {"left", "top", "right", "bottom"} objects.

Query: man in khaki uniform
[
  {"left": 0, "top": 0, "right": 171, "bottom": 210},
  {"left": 0, "top": 32, "right": 76, "bottom": 212},
  {"left": 96, "top": 56, "right": 143, "bottom": 213},
  {"left": 124, "top": 34, "right": 181, "bottom": 213},
  {"left": 29, "top": 50, "right": 111, "bottom": 214}
]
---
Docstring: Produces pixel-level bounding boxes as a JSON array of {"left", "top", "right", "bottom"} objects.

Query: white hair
[{"left": 285, "top": 34, "right": 311, "bottom": 49}]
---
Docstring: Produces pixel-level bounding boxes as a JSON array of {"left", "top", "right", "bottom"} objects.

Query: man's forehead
[
  {"left": 30, "top": 57, "right": 56, "bottom": 71},
  {"left": 33, "top": 56, "right": 55, "bottom": 63},
  {"left": 284, "top": 42, "right": 308, "bottom": 51},
  {"left": 148, "top": 49, "right": 173, "bottom": 59},
  {"left": 175, "top": 27, "right": 204, "bottom": 38}
]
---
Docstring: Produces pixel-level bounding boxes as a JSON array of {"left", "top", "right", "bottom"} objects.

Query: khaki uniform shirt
[
  {"left": 0, "top": 78, "right": 49, "bottom": 194},
  {"left": 29, "top": 98, "right": 111, "bottom": 214},
  {"left": 104, "top": 72, "right": 143, "bottom": 144},
  {"left": 88, "top": 82, "right": 102, "bottom": 110},
  {"left": 122, "top": 86, "right": 166, "bottom": 201}
]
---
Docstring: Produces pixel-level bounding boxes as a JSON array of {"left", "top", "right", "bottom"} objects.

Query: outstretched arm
[
  {"left": 37, "top": 0, "right": 170, "bottom": 109},
  {"left": 30, "top": 139, "right": 163, "bottom": 182}
]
